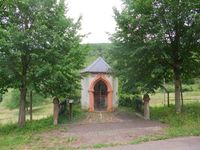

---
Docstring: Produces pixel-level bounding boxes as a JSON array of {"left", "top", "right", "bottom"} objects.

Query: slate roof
[{"left": 81, "top": 57, "right": 111, "bottom": 73}]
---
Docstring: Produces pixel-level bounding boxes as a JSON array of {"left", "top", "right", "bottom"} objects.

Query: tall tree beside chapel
[
  {"left": 111, "top": 0, "right": 200, "bottom": 112},
  {"left": 0, "top": 0, "right": 85, "bottom": 127}
]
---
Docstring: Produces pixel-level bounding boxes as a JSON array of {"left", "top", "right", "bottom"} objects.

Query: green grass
[
  {"left": 131, "top": 135, "right": 169, "bottom": 144},
  {"left": 0, "top": 104, "right": 85, "bottom": 150},
  {"left": 150, "top": 91, "right": 200, "bottom": 106},
  {"left": 130, "top": 102, "right": 200, "bottom": 145},
  {"left": 92, "top": 143, "right": 119, "bottom": 149},
  {"left": 0, "top": 103, "right": 53, "bottom": 124},
  {"left": 0, "top": 116, "right": 55, "bottom": 150},
  {"left": 1, "top": 89, "right": 50, "bottom": 110},
  {"left": 151, "top": 103, "right": 200, "bottom": 137}
]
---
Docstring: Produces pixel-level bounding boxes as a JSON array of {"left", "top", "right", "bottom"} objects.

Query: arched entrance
[
  {"left": 89, "top": 75, "right": 113, "bottom": 112},
  {"left": 94, "top": 80, "right": 107, "bottom": 111}
]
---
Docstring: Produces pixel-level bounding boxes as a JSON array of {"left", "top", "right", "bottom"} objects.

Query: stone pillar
[
  {"left": 143, "top": 94, "right": 150, "bottom": 120},
  {"left": 53, "top": 97, "right": 60, "bottom": 125},
  {"left": 107, "top": 90, "right": 113, "bottom": 112}
]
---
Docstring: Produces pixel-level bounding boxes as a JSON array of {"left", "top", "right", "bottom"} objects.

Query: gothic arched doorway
[
  {"left": 94, "top": 80, "right": 107, "bottom": 111},
  {"left": 88, "top": 75, "right": 113, "bottom": 112}
]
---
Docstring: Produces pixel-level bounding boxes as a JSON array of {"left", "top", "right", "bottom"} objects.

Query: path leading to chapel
[{"left": 40, "top": 111, "right": 166, "bottom": 148}]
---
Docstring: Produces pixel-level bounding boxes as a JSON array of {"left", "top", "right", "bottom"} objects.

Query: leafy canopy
[
  {"left": 0, "top": 0, "right": 85, "bottom": 98},
  {"left": 111, "top": 0, "right": 200, "bottom": 94}
]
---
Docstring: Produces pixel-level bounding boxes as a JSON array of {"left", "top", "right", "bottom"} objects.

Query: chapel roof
[{"left": 81, "top": 57, "right": 111, "bottom": 73}]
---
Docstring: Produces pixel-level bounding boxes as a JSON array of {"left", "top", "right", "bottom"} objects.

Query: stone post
[
  {"left": 143, "top": 94, "right": 150, "bottom": 120},
  {"left": 89, "top": 90, "right": 94, "bottom": 112},
  {"left": 53, "top": 97, "right": 60, "bottom": 125},
  {"left": 107, "top": 90, "right": 113, "bottom": 112}
]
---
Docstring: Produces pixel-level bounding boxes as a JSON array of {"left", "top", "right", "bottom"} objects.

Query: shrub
[
  {"left": 119, "top": 94, "right": 142, "bottom": 108},
  {"left": 182, "top": 84, "right": 193, "bottom": 92},
  {"left": 0, "top": 94, "right": 2, "bottom": 102}
]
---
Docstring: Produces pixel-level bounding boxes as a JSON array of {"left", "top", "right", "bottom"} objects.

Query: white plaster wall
[
  {"left": 81, "top": 75, "right": 90, "bottom": 109},
  {"left": 112, "top": 77, "right": 118, "bottom": 108},
  {"left": 81, "top": 73, "right": 118, "bottom": 110}
]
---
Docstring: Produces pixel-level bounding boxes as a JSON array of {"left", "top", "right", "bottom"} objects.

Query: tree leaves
[
  {"left": 111, "top": 0, "right": 200, "bottom": 94},
  {"left": 0, "top": 0, "right": 86, "bottom": 97}
]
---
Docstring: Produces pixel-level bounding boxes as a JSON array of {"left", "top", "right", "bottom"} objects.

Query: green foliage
[
  {"left": 130, "top": 102, "right": 200, "bottom": 145},
  {"left": 0, "top": 0, "right": 86, "bottom": 126},
  {"left": 0, "top": 104, "right": 85, "bottom": 149},
  {"left": 151, "top": 102, "right": 200, "bottom": 136},
  {"left": 111, "top": 0, "right": 200, "bottom": 112},
  {"left": 119, "top": 94, "right": 142, "bottom": 108},
  {"left": 83, "top": 43, "right": 113, "bottom": 66},
  {"left": 0, "top": 116, "right": 54, "bottom": 149},
  {"left": 3, "top": 89, "right": 19, "bottom": 109},
  {"left": 2, "top": 89, "right": 49, "bottom": 109},
  {"left": 58, "top": 104, "right": 85, "bottom": 124},
  {"left": 0, "top": 93, "right": 2, "bottom": 102},
  {"left": 0, "top": 116, "right": 54, "bottom": 135},
  {"left": 92, "top": 143, "right": 118, "bottom": 149}
]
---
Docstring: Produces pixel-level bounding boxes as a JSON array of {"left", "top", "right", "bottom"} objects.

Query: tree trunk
[
  {"left": 18, "top": 87, "right": 26, "bottom": 127},
  {"left": 30, "top": 90, "right": 33, "bottom": 122},
  {"left": 174, "top": 73, "right": 181, "bottom": 113}
]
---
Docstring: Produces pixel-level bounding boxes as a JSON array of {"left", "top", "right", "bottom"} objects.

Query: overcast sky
[{"left": 67, "top": 0, "right": 122, "bottom": 43}]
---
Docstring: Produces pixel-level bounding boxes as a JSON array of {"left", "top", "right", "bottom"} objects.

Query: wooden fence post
[
  {"left": 53, "top": 97, "right": 60, "bottom": 125},
  {"left": 69, "top": 100, "right": 74, "bottom": 121}
]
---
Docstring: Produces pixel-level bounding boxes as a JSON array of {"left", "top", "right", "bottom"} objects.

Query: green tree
[
  {"left": 111, "top": 0, "right": 200, "bottom": 112},
  {"left": 0, "top": 0, "right": 85, "bottom": 127}
]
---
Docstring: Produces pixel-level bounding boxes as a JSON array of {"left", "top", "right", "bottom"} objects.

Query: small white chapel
[{"left": 80, "top": 57, "right": 118, "bottom": 112}]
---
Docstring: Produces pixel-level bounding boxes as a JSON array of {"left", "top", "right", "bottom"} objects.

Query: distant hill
[{"left": 82, "top": 43, "right": 113, "bottom": 67}]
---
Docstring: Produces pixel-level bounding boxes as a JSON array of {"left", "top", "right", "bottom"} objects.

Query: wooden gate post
[
  {"left": 53, "top": 97, "right": 60, "bottom": 125},
  {"left": 143, "top": 94, "right": 150, "bottom": 120},
  {"left": 69, "top": 100, "right": 74, "bottom": 121}
]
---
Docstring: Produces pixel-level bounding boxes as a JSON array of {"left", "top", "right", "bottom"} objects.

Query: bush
[
  {"left": 133, "top": 98, "right": 143, "bottom": 113},
  {"left": 0, "top": 94, "right": 2, "bottom": 102},
  {"left": 119, "top": 94, "right": 142, "bottom": 108},
  {"left": 182, "top": 85, "right": 193, "bottom": 92}
]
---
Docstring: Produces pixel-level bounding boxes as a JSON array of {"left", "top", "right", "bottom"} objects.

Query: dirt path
[{"left": 32, "top": 111, "right": 166, "bottom": 149}]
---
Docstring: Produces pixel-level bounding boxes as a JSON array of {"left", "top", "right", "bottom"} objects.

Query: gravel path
[{"left": 41, "top": 111, "right": 166, "bottom": 148}]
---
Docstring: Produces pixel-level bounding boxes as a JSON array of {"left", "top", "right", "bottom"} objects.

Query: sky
[{"left": 67, "top": 0, "right": 122, "bottom": 43}]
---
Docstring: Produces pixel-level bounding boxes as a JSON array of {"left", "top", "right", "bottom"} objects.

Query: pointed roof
[{"left": 81, "top": 57, "right": 111, "bottom": 73}]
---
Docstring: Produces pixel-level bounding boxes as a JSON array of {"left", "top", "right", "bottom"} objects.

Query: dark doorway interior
[{"left": 94, "top": 80, "right": 108, "bottom": 111}]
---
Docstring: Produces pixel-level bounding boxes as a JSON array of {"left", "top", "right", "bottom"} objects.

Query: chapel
[{"left": 80, "top": 57, "right": 118, "bottom": 112}]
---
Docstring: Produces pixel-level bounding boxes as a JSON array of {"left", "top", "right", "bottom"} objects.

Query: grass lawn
[
  {"left": 0, "top": 104, "right": 85, "bottom": 150},
  {"left": 151, "top": 102, "right": 200, "bottom": 137},
  {"left": 132, "top": 102, "right": 200, "bottom": 144},
  {"left": 0, "top": 103, "right": 52, "bottom": 124},
  {"left": 150, "top": 91, "right": 200, "bottom": 106}
]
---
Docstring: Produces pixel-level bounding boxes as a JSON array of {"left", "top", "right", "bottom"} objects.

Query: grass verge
[
  {"left": 151, "top": 102, "right": 200, "bottom": 137},
  {"left": 0, "top": 116, "right": 55, "bottom": 150},
  {"left": 131, "top": 102, "right": 200, "bottom": 145},
  {"left": 0, "top": 104, "right": 85, "bottom": 150}
]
